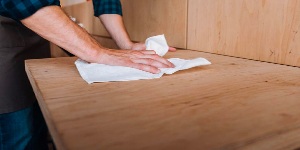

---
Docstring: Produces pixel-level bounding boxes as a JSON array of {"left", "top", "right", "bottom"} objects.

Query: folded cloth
[
  {"left": 145, "top": 34, "right": 169, "bottom": 56},
  {"left": 75, "top": 35, "right": 211, "bottom": 84}
]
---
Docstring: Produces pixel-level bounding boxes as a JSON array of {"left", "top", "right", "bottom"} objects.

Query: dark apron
[{"left": 0, "top": 16, "right": 50, "bottom": 114}]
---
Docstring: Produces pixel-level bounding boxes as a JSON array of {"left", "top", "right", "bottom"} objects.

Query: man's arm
[
  {"left": 99, "top": 14, "right": 177, "bottom": 51},
  {"left": 21, "top": 6, "right": 174, "bottom": 73},
  {"left": 92, "top": 0, "right": 176, "bottom": 51}
]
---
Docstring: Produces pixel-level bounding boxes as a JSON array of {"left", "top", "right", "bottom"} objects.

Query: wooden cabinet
[{"left": 188, "top": 0, "right": 300, "bottom": 67}]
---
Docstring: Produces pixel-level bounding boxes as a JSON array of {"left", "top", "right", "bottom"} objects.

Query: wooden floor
[{"left": 25, "top": 50, "right": 300, "bottom": 150}]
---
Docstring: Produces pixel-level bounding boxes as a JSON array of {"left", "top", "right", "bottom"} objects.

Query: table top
[{"left": 25, "top": 50, "right": 300, "bottom": 150}]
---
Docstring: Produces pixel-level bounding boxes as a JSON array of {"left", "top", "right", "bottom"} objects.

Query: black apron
[{"left": 0, "top": 16, "right": 50, "bottom": 114}]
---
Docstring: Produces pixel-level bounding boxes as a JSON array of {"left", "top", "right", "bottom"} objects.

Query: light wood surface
[
  {"left": 26, "top": 50, "right": 300, "bottom": 150},
  {"left": 62, "top": 1, "right": 110, "bottom": 37},
  {"left": 121, "top": 0, "right": 188, "bottom": 48},
  {"left": 93, "top": 36, "right": 119, "bottom": 49},
  {"left": 188, "top": 0, "right": 300, "bottom": 67},
  {"left": 60, "top": 0, "right": 86, "bottom": 7}
]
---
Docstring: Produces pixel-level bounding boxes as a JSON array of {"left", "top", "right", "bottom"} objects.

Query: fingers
[
  {"left": 140, "top": 50, "right": 156, "bottom": 55},
  {"left": 133, "top": 51, "right": 174, "bottom": 68},
  {"left": 130, "top": 63, "right": 161, "bottom": 74},
  {"left": 99, "top": 49, "right": 174, "bottom": 74},
  {"left": 168, "top": 46, "right": 177, "bottom": 52}
]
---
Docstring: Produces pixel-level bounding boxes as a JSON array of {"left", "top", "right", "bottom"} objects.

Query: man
[{"left": 0, "top": 0, "right": 175, "bottom": 149}]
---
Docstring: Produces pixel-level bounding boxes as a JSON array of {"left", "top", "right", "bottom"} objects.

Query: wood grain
[
  {"left": 60, "top": 0, "right": 86, "bottom": 7},
  {"left": 121, "top": 0, "right": 188, "bottom": 48},
  {"left": 93, "top": 36, "right": 119, "bottom": 49},
  {"left": 50, "top": 43, "right": 69, "bottom": 58},
  {"left": 188, "top": 0, "right": 300, "bottom": 67},
  {"left": 62, "top": 1, "right": 110, "bottom": 37},
  {"left": 26, "top": 50, "right": 300, "bottom": 150}
]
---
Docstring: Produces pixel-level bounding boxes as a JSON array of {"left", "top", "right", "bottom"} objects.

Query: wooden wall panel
[
  {"left": 121, "top": 0, "right": 188, "bottom": 48},
  {"left": 93, "top": 36, "right": 119, "bottom": 49},
  {"left": 50, "top": 43, "right": 69, "bottom": 58},
  {"left": 60, "top": 0, "right": 86, "bottom": 7},
  {"left": 188, "top": 0, "right": 300, "bottom": 67},
  {"left": 62, "top": 1, "right": 110, "bottom": 37}
]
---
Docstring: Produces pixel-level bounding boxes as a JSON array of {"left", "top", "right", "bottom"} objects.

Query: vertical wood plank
[
  {"left": 62, "top": 1, "right": 110, "bottom": 37},
  {"left": 121, "top": 0, "right": 188, "bottom": 48},
  {"left": 188, "top": 0, "right": 300, "bottom": 67}
]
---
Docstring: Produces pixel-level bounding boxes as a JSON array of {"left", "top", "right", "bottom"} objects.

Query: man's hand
[{"left": 99, "top": 49, "right": 174, "bottom": 74}]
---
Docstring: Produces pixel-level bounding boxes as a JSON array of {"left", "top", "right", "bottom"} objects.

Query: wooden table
[{"left": 25, "top": 50, "right": 300, "bottom": 150}]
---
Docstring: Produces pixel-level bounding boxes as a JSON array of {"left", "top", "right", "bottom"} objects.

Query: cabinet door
[{"left": 188, "top": 0, "right": 300, "bottom": 67}]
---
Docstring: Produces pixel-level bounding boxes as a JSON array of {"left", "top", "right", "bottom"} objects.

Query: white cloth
[
  {"left": 145, "top": 35, "right": 169, "bottom": 56},
  {"left": 75, "top": 35, "right": 211, "bottom": 84}
]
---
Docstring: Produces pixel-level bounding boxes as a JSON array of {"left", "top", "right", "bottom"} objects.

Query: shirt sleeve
[
  {"left": 0, "top": 0, "right": 60, "bottom": 21},
  {"left": 93, "top": 0, "right": 122, "bottom": 17}
]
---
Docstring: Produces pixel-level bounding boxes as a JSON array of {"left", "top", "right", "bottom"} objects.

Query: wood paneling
[
  {"left": 26, "top": 50, "right": 300, "bottom": 150},
  {"left": 60, "top": 0, "right": 86, "bottom": 7},
  {"left": 62, "top": 1, "right": 110, "bottom": 37},
  {"left": 62, "top": 1, "right": 188, "bottom": 49},
  {"left": 93, "top": 36, "right": 119, "bottom": 49},
  {"left": 50, "top": 43, "right": 69, "bottom": 58},
  {"left": 121, "top": 0, "right": 188, "bottom": 48},
  {"left": 188, "top": 0, "right": 300, "bottom": 67}
]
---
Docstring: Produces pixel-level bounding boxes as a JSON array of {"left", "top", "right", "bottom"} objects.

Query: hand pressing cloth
[{"left": 75, "top": 35, "right": 211, "bottom": 84}]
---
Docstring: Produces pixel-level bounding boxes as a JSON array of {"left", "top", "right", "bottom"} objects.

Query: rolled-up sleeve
[
  {"left": 93, "top": 0, "right": 122, "bottom": 17},
  {"left": 0, "top": 0, "right": 60, "bottom": 21}
]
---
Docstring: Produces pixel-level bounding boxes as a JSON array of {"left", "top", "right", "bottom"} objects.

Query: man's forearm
[
  {"left": 99, "top": 14, "right": 133, "bottom": 49},
  {"left": 21, "top": 5, "right": 104, "bottom": 63}
]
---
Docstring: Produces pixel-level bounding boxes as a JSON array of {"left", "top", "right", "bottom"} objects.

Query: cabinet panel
[
  {"left": 188, "top": 0, "right": 300, "bottom": 67},
  {"left": 121, "top": 0, "right": 188, "bottom": 48},
  {"left": 62, "top": 1, "right": 110, "bottom": 37}
]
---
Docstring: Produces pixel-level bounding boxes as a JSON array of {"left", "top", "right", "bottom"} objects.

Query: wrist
[{"left": 118, "top": 41, "right": 134, "bottom": 50}]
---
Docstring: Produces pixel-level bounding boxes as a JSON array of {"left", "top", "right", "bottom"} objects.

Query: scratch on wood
[{"left": 270, "top": 49, "right": 274, "bottom": 56}]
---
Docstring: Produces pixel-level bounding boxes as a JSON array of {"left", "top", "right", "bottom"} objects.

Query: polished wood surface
[
  {"left": 188, "top": 0, "right": 300, "bottom": 67},
  {"left": 26, "top": 50, "right": 300, "bottom": 150}
]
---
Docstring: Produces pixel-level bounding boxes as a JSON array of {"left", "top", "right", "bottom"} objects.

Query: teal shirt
[{"left": 0, "top": 0, "right": 122, "bottom": 21}]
